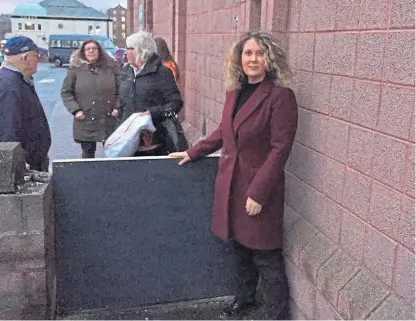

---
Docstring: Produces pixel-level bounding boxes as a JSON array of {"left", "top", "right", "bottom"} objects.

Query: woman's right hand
[
  {"left": 75, "top": 111, "right": 85, "bottom": 120},
  {"left": 169, "top": 151, "right": 191, "bottom": 165}
]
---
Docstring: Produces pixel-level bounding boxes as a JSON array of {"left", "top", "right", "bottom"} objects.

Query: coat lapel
[
  {"left": 222, "top": 90, "right": 238, "bottom": 150},
  {"left": 233, "top": 80, "right": 273, "bottom": 133}
]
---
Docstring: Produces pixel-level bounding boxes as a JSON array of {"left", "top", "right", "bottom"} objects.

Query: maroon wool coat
[{"left": 187, "top": 80, "right": 298, "bottom": 250}]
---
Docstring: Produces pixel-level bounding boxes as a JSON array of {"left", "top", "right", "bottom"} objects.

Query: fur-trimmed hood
[{"left": 69, "top": 49, "right": 117, "bottom": 68}]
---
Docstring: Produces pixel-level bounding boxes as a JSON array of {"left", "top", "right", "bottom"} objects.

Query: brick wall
[{"left": 150, "top": 0, "right": 415, "bottom": 318}]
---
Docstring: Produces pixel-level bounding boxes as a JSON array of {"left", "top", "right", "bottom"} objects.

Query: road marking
[{"left": 38, "top": 78, "right": 56, "bottom": 83}]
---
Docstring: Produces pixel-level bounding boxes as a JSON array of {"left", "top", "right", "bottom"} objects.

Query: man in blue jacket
[{"left": 0, "top": 36, "right": 51, "bottom": 171}]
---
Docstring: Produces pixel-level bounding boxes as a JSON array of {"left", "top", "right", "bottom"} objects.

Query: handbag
[{"left": 161, "top": 116, "right": 189, "bottom": 152}]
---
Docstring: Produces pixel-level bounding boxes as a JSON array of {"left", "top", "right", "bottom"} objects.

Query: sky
[{"left": 0, "top": 0, "right": 128, "bottom": 14}]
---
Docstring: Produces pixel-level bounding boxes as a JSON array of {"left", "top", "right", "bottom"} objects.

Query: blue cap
[{"left": 4, "top": 36, "right": 39, "bottom": 56}]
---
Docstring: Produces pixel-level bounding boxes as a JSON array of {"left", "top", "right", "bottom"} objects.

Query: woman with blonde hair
[{"left": 170, "top": 31, "right": 298, "bottom": 319}]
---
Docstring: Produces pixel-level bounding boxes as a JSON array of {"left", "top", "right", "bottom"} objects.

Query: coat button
[
  {"left": 92, "top": 117, "right": 95, "bottom": 120},
  {"left": 92, "top": 101, "right": 95, "bottom": 104},
  {"left": 108, "top": 100, "right": 110, "bottom": 103}
]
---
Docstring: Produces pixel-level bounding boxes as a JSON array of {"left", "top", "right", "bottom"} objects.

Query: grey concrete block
[
  {"left": 340, "top": 210, "right": 365, "bottom": 262},
  {"left": 323, "top": 158, "right": 345, "bottom": 204},
  {"left": 333, "top": 33, "right": 357, "bottom": 76},
  {"left": 394, "top": 245, "right": 415, "bottom": 304},
  {"left": 367, "top": 295, "right": 415, "bottom": 320},
  {"left": 330, "top": 76, "right": 354, "bottom": 121},
  {"left": 363, "top": 227, "right": 396, "bottom": 286},
  {"left": 299, "top": 233, "right": 337, "bottom": 284},
  {"left": 284, "top": 217, "right": 318, "bottom": 265},
  {"left": 338, "top": 270, "right": 389, "bottom": 319},
  {"left": 326, "top": 119, "right": 348, "bottom": 165},
  {"left": 342, "top": 169, "right": 371, "bottom": 219},
  {"left": 314, "top": 291, "right": 343, "bottom": 320},
  {"left": 21, "top": 192, "right": 45, "bottom": 233},
  {"left": 356, "top": 33, "right": 386, "bottom": 80},
  {"left": 0, "top": 232, "right": 44, "bottom": 262},
  {"left": 0, "top": 272, "right": 26, "bottom": 309},
  {"left": 350, "top": 81, "right": 381, "bottom": 130},
  {"left": 317, "top": 250, "right": 360, "bottom": 306},
  {"left": 0, "top": 194, "right": 22, "bottom": 234},
  {"left": 314, "top": 33, "right": 334, "bottom": 73},
  {"left": 347, "top": 126, "right": 375, "bottom": 175},
  {"left": 0, "top": 142, "right": 26, "bottom": 193}
]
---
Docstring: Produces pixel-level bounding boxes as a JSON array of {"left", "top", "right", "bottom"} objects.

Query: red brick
[
  {"left": 330, "top": 76, "right": 353, "bottom": 121},
  {"left": 290, "top": 143, "right": 326, "bottom": 192},
  {"left": 324, "top": 158, "right": 346, "bottom": 203},
  {"left": 315, "top": 0, "right": 336, "bottom": 30},
  {"left": 363, "top": 226, "right": 396, "bottom": 286},
  {"left": 347, "top": 126, "right": 375, "bottom": 175},
  {"left": 326, "top": 118, "right": 348, "bottom": 164},
  {"left": 399, "top": 196, "right": 415, "bottom": 251},
  {"left": 390, "top": 0, "right": 415, "bottom": 28},
  {"left": 341, "top": 210, "right": 366, "bottom": 262},
  {"left": 355, "top": 33, "right": 386, "bottom": 80},
  {"left": 342, "top": 169, "right": 372, "bottom": 219},
  {"left": 333, "top": 33, "right": 357, "bottom": 76},
  {"left": 296, "top": 34, "right": 314, "bottom": 71},
  {"left": 317, "top": 196, "right": 343, "bottom": 243},
  {"left": 335, "top": 0, "right": 360, "bottom": 30},
  {"left": 287, "top": 0, "right": 301, "bottom": 31},
  {"left": 394, "top": 246, "right": 415, "bottom": 304},
  {"left": 350, "top": 81, "right": 381, "bottom": 130},
  {"left": 310, "top": 73, "right": 331, "bottom": 114},
  {"left": 368, "top": 182, "right": 402, "bottom": 241},
  {"left": 359, "top": 0, "right": 390, "bottom": 29},
  {"left": 378, "top": 86, "right": 414, "bottom": 140},
  {"left": 314, "top": 34, "right": 334, "bottom": 73},
  {"left": 298, "top": 0, "right": 316, "bottom": 31},
  {"left": 384, "top": 32, "right": 415, "bottom": 85},
  {"left": 294, "top": 71, "right": 313, "bottom": 109},
  {"left": 406, "top": 145, "right": 414, "bottom": 198},
  {"left": 373, "top": 134, "right": 407, "bottom": 191},
  {"left": 294, "top": 109, "right": 327, "bottom": 153}
]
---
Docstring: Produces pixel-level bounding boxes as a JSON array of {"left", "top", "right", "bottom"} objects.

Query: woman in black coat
[{"left": 119, "top": 31, "right": 184, "bottom": 156}]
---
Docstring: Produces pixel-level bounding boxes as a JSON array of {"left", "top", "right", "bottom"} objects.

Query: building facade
[
  {"left": 107, "top": 4, "right": 127, "bottom": 47},
  {"left": 11, "top": 0, "right": 113, "bottom": 48},
  {"left": 143, "top": 0, "right": 415, "bottom": 319},
  {"left": 126, "top": 0, "right": 146, "bottom": 35},
  {"left": 0, "top": 14, "right": 11, "bottom": 40}
]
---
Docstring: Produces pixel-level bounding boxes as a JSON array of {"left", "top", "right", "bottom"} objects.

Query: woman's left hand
[
  {"left": 111, "top": 109, "right": 119, "bottom": 117},
  {"left": 246, "top": 197, "right": 262, "bottom": 216}
]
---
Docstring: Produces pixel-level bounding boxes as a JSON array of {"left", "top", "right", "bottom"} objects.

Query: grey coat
[{"left": 61, "top": 50, "right": 120, "bottom": 142}]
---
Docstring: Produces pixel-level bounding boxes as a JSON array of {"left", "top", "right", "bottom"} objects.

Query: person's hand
[
  {"left": 75, "top": 111, "right": 85, "bottom": 120},
  {"left": 111, "top": 109, "right": 119, "bottom": 117},
  {"left": 139, "top": 110, "right": 151, "bottom": 116},
  {"left": 246, "top": 197, "right": 262, "bottom": 216},
  {"left": 169, "top": 151, "right": 191, "bottom": 165}
]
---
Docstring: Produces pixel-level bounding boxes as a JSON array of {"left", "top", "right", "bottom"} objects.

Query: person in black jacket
[
  {"left": 0, "top": 36, "right": 51, "bottom": 171},
  {"left": 120, "top": 31, "right": 183, "bottom": 156}
]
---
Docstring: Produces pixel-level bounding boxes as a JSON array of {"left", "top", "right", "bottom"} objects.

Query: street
[{"left": 34, "top": 63, "right": 104, "bottom": 163}]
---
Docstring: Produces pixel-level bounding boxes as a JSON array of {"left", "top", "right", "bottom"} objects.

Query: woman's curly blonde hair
[{"left": 225, "top": 31, "right": 291, "bottom": 90}]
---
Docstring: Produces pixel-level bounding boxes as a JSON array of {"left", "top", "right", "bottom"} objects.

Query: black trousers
[
  {"left": 80, "top": 141, "right": 104, "bottom": 158},
  {"left": 232, "top": 241, "right": 290, "bottom": 319}
]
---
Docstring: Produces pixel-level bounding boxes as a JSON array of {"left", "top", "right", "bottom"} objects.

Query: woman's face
[
  {"left": 126, "top": 47, "right": 142, "bottom": 68},
  {"left": 241, "top": 38, "right": 267, "bottom": 83},
  {"left": 84, "top": 42, "right": 99, "bottom": 63}
]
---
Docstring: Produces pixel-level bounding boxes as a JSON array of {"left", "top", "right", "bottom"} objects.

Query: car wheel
[{"left": 54, "top": 58, "right": 62, "bottom": 67}]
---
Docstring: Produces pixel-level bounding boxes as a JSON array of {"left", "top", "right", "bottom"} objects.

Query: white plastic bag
[{"left": 104, "top": 113, "right": 156, "bottom": 158}]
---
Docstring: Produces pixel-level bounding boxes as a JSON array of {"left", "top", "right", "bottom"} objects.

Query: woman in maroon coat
[{"left": 170, "top": 31, "right": 298, "bottom": 319}]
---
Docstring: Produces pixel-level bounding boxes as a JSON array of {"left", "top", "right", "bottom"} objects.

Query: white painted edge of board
[{"left": 52, "top": 153, "right": 221, "bottom": 163}]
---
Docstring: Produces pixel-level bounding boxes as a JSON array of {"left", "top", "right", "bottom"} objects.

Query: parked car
[{"left": 48, "top": 34, "right": 116, "bottom": 67}]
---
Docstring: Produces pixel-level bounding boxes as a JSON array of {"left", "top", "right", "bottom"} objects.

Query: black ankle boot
[{"left": 219, "top": 299, "right": 257, "bottom": 320}]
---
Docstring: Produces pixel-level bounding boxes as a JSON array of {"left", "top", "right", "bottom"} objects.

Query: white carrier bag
[{"left": 104, "top": 113, "right": 156, "bottom": 158}]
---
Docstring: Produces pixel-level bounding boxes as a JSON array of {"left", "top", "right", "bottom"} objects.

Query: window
[
  {"left": 88, "top": 25, "right": 93, "bottom": 34},
  {"left": 121, "top": 16, "right": 125, "bottom": 22},
  {"left": 61, "top": 40, "right": 72, "bottom": 48},
  {"left": 24, "top": 22, "right": 35, "bottom": 30},
  {"left": 50, "top": 39, "right": 62, "bottom": 48},
  {"left": 72, "top": 40, "right": 82, "bottom": 49},
  {"left": 95, "top": 25, "right": 101, "bottom": 34},
  {"left": 138, "top": 4, "right": 143, "bottom": 31},
  {"left": 122, "top": 32, "right": 126, "bottom": 38},
  {"left": 113, "top": 10, "right": 117, "bottom": 14},
  {"left": 122, "top": 24, "right": 125, "bottom": 31},
  {"left": 18, "top": 23, "right": 22, "bottom": 30},
  {"left": 113, "top": 16, "right": 117, "bottom": 22},
  {"left": 37, "top": 24, "right": 41, "bottom": 30}
]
